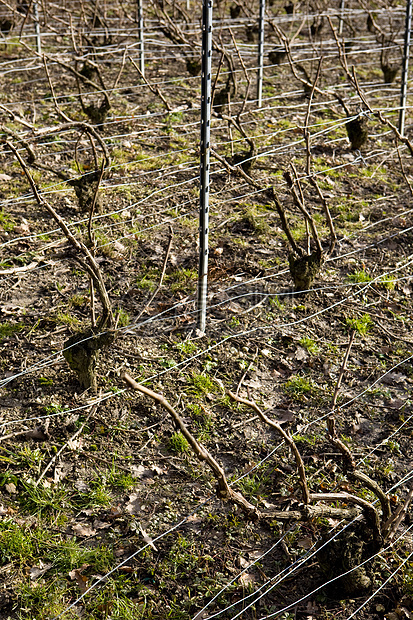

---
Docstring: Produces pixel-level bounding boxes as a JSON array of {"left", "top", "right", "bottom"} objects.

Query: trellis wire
[
  {"left": 229, "top": 524, "right": 413, "bottom": 620},
  {"left": 346, "top": 549, "right": 413, "bottom": 620},
  {"left": 4, "top": 339, "right": 413, "bottom": 618},
  {"left": 3, "top": 253, "right": 413, "bottom": 404}
]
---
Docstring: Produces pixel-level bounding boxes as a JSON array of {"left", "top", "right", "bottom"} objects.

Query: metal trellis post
[
  {"left": 33, "top": 0, "right": 41, "bottom": 55},
  {"left": 138, "top": 0, "right": 145, "bottom": 77},
  {"left": 399, "top": 0, "right": 413, "bottom": 136},
  {"left": 257, "top": 0, "right": 265, "bottom": 108},
  {"left": 338, "top": 0, "right": 345, "bottom": 35},
  {"left": 196, "top": 0, "right": 213, "bottom": 333}
]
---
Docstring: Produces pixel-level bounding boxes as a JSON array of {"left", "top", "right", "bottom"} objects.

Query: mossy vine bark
[{"left": 63, "top": 329, "right": 115, "bottom": 392}]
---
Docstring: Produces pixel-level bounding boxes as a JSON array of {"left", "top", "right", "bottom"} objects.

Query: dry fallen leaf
[
  {"left": 67, "top": 438, "right": 83, "bottom": 451},
  {"left": 69, "top": 568, "right": 88, "bottom": 593},
  {"left": 29, "top": 563, "right": 52, "bottom": 580},
  {"left": 297, "top": 536, "right": 313, "bottom": 549},
  {"left": 381, "top": 372, "right": 407, "bottom": 385},
  {"left": 386, "top": 399, "right": 406, "bottom": 409},
  {"left": 14, "top": 219, "right": 31, "bottom": 235},
  {"left": 25, "top": 427, "right": 49, "bottom": 441},
  {"left": 139, "top": 524, "right": 157, "bottom": 550},
  {"left": 243, "top": 379, "right": 262, "bottom": 389},
  {"left": 92, "top": 519, "right": 111, "bottom": 530},
  {"left": 113, "top": 240, "right": 126, "bottom": 253},
  {"left": 261, "top": 499, "right": 277, "bottom": 510},
  {"left": 107, "top": 505, "right": 122, "bottom": 519},
  {"left": 72, "top": 523, "right": 96, "bottom": 537},
  {"left": 239, "top": 572, "right": 257, "bottom": 586},
  {"left": 266, "top": 408, "right": 295, "bottom": 424},
  {"left": 186, "top": 515, "right": 203, "bottom": 524},
  {"left": 295, "top": 346, "right": 308, "bottom": 361},
  {"left": 74, "top": 480, "right": 90, "bottom": 492},
  {"left": 125, "top": 493, "right": 141, "bottom": 514},
  {"left": 151, "top": 465, "right": 166, "bottom": 476},
  {"left": 130, "top": 464, "right": 153, "bottom": 479}
]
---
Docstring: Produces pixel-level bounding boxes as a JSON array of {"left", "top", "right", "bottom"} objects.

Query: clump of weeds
[{"left": 345, "top": 314, "right": 373, "bottom": 336}]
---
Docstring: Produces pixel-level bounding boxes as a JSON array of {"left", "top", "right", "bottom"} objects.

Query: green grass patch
[
  {"left": 347, "top": 269, "right": 372, "bottom": 283},
  {"left": 298, "top": 337, "right": 319, "bottom": 355},
  {"left": 345, "top": 313, "right": 373, "bottom": 336},
  {"left": 284, "top": 375, "right": 318, "bottom": 400},
  {"left": 168, "top": 431, "right": 190, "bottom": 454},
  {"left": 0, "top": 321, "right": 24, "bottom": 341}
]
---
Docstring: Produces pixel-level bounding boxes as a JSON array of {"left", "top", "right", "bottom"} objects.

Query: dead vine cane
[
  {"left": 226, "top": 391, "right": 384, "bottom": 542},
  {"left": 135, "top": 225, "right": 174, "bottom": 322},
  {"left": 328, "top": 16, "right": 413, "bottom": 156},
  {"left": 5, "top": 141, "right": 113, "bottom": 330},
  {"left": 327, "top": 330, "right": 391, "bottom": 543},
  {"left": 121, "top": 372, "right": 260, "bottom": 519}
]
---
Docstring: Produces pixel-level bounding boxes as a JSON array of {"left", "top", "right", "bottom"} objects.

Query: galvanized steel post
[
  {"left": 257, "top": 0, "right": 265, "bottom": 107},
  {"left": 33, "top": 0, "right": 41, "bottom": 54},
  {"left": 399, "top": 0, "right": 412, "bottom": 136},
  {"left": 338, "top": 0, "right": 345, "bottom": 35},
  {"left": 196, "top": 0, "right": 213, "bottom": 333},
  {"left": 138, "top": 0, "right": 145, "bottom": 76}
]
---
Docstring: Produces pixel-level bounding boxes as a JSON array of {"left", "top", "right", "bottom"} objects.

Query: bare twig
[
  {"left": 327, "top": 330, "right": 391, "bottom": 524},
  {"left": 352, "top": 470, "right": 391, "bottom": 523},
  {"left": 129, "top": 56, "right": 171, "bottom": 111},
  {"left": 303, "top": 57, "right": 323, "bottom": 177},
  {"left": 88, "top": 159, "right": 105, "bottom": 247},
  {"left": 270, "top": 189, "right": 301, "bottom": 255},
  {"left": 36, "top": 404, "right": 97, "bottom": 486},
  {"left": 211, "top": 51, "right": 225, "bottom": 110},
  {"left": 309, "top": 492, "right": 381, "bottom": 544},
  {"left": 229, "top": 28, "right": 251, "bottom": 117},
  {"left": 264, "top": 506, "right": 360, "bottom": 521},
  {"left": 113, "top": 45, "right": 128, "bottom": 90},
  {"left": 236, "top": 347, "right": 258, "bottom": 396},
  {"left": 43, "top": 55, "right": 73, "bottom": 123},
  {"left": 0, "top": 125, "right": 36, "bottom": 162},
  {"left": 211, "top": 147, "right": 258, "bottom": 188},
  {"left": 18, "top": 0, "right": 33, "bottom": 39},
  {"left": 0, "top": 103, "right": 35, "bottom": 129},
  {"left": 331, "top": 329, "right": 356, "bottom": 409},
  {"left": 384, "top": 481, "right": 413, "bottom": 539},
  {"left": 135, "top": 225, "right": 174, "bottom": 321},
  {"left": 396, "top": 143, "right": 413, "bottom": 197},
  {"left": 328, "top": 16, "right": 413, "bottom": 156},
  {"left": 285, "top": 166, "right": 323, "bottom": 255},
  {"left": 0, "top": 260, "right": 40, "bottom": 276},
  {"left": 6, "top": 141, "right": 113, "bottom": 329},
  {"left": 309, "top": 176, "right": 337, "bottom": 255},
  {"left": 0, "top": 429, "right": 33, "bottom": 442}
]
